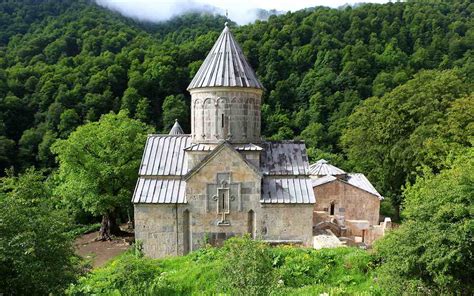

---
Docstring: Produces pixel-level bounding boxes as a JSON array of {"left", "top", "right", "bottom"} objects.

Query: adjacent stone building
[
  {"left": 310, "top": 159, "right": 387, "bottom": 245},
  {"left": 132, "top": 24, "right": 315, "bottom": 258}
]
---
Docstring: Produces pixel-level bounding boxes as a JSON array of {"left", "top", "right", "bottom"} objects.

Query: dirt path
[{"left": 74, "top": 229, "right": 133, "bottom": 268}]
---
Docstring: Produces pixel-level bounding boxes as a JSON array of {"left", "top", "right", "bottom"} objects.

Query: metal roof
[
  {"left": 260, "top": 141, "right": 310, "bottom": 176},
  {"left": 184, "top": 141, "right": 261, "bottom": 181},
  {"left": 133, "top": 178, "right": 186, "bottom": 203},
  {"left": 184, "top": 143, "right": 215, "bottom": 152},
  {"left": 309, "top": 159, "right": 346, "bottom": 176},
  {"left": 311, "top": 173, "right": 383, "bottom": 200},
  {"left": 184, "top": 142, "right": 263, "bottom": 152},
  {"left": 133, "top": 138, "right": 315, "bottom": 204},
  {"left": 139, "top": 135, "right": 191, "bottom": 176},
  {"left": 233, "top": 143, "right": 263, "bottom": 151},
  {"left": 261, "top": 177, "right": 315, "bottom": 204},
  {"left": 311, "top": 175, "right": 337, "bottom": 187},
  {"left": 187, "top": 23, "right": 263, "bottom": 90},
  {"left": 169, "top": 120, "right": 184, "bottom": 135},
  {"left": 346, "top": 173, "right": 383, "bottom": 199}
]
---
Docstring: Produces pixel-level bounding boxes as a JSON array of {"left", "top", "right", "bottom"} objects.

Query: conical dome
[
  {"left": 309, "top": 159, "right": 346, "bottom": 176},
  {"left": 187, "top": 23, "right": 263, "bottom": 90},
  {"left": 169, "top": 119, "right": 184, "bottom": 135}
]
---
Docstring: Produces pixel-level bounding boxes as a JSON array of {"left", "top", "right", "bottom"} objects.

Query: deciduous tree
[
  {"left": 0, "top": 169, "right": 79, "bottom": 295},
  {"left": 52, "top": 111, "right": 153, "bottom": 240}
]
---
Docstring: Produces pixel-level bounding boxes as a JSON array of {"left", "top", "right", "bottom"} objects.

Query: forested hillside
[
  {"left": 1, "top": 1, "right": 473, "bottom": 295},
  {"left": 0, "top": 0, "right": 472, "bottom": 212}
]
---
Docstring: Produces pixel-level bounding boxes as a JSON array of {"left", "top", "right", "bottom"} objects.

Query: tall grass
[{"left": 67, "top": 237, "right": 381, "bottom": 295}]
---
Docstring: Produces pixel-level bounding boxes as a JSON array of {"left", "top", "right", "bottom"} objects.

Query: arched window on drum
[
  {"left": 203, "top": 98, "right": 215, "bottom": 140},
  {"left": 216, "top": 97, "right": 229, "bottom": 140}
]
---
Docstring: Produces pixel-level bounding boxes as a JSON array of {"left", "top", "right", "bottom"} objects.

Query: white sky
[{"left": 96, "top": 0, "right": 391, "bottom": 24}]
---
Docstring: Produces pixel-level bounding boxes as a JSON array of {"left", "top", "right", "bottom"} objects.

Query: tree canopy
[
  {"left": 0, "top": 169, "right": 80, "bottom": 295},
  {"left": 52, "top": 111, "right": 153, "bottom": 239},
  {"left": 341, "top": 69, "right": 473, "bottom": 215},
  {"left": 0, "top": 0, "right": 472, "bottom": 180},
  {"left": 375, "top": 147, "right": 474, "bottom": 295}
]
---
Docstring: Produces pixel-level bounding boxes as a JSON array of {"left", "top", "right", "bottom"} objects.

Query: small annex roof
[
  {"left": 169, "top": 119, "right": 184, "bottom": 135},
  {"left": 309, "top": 159, "right": 346, "bottom": 176},
  {"left": 311, "top": 173, "right": 383, "bottom": 200},
  {"left": 187, "top": 23, "right": 263, "bottom": 90},
  {"left": 346, "top": 173, "right": 383, "bottom": 199}
]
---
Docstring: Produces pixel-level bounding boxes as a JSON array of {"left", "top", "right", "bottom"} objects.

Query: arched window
[
  {"left": 216, "top": 97, "right": 228, "bottom": 139},
  {"left": 203, "top": 98, "right": 215, "bottom": 140},
  {"left": 247, "top": 210, "right": 255, "bottom": 238},
  {"left": 183, "top": 209, "right": 191, "bottom": 254},
  {"left": 330, "top": 202, "right": 335, "bottom": 216}
]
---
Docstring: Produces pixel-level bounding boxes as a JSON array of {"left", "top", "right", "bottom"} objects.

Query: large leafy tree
[
  {"left": 341, "top": 70, "right": 472, "bottom": 218},
  {"left": 0, "top": 169, "right": 79, "bottom": 295},
  {"left": 52, "top": 111, "right": 153, "bottom": 240},
  {"left": 375, "top": 148, "right": 474, "bottom": 295}
]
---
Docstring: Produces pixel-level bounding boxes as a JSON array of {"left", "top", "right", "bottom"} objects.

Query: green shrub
[
  {"left": 374, "top": 149, "right": 474, "bottom": 295},
  {"left": 219, "top": 235, "right": 276, "bottom": 295},
  {"left": 0, "top": 169, "right": 81, "bottom": 295},
  {"left": 67, "top": 248, "right": 163, "bottom": 295},
  {"left": 68, "top": 239, "right": 380, "bottom": 295},
  {"left": 67, "top": 223, "right": 101, "bottom": 237},
  {"left": 275, "top": 248, "right": 328, "bottom": 287}
]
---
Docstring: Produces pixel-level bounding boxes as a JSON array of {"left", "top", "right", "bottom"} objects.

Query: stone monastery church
[{"left": 132, "top": 24, "right": 385, "bottom": 258}]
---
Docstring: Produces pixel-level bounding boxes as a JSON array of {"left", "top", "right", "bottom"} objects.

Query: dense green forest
[
  {"left": 0, "top": 0, "right": 473, "bottom": 294},
  {"left": 0, "top": 0, "right": 472, "bottom": 214}
]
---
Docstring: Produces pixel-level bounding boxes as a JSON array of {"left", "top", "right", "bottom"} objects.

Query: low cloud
[{"left": 95, "top": 0, "right": 389, "bottom": 25}]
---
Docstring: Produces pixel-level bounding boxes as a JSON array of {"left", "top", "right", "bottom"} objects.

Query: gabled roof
[
  {"left": 133, "top": 138, "right": 316, "bottom": 205},
  {"left": 187, "top": 23, "right": 263, "bottom": 90},
  {"left": 133, "top": 179, "right": 186, "bottom": 204},
  {"left": 346, "top": 173, "right": 383, "bottom": 199},
  {"left": 139, "top": 134, "right": 191, "bottom": 176},
  {"left": 183, "top": 141, "right": 261, "bottom": 181},
  {"left": 261, "top": 177, "right": 315, "bottom": 204},
  {"left": 260, "top": 141, "right": 310, "bottom": 176},
  {"left": 133, "top": 134, "right": 191, "bottom": 204},
  {"left": 169, "top": 120, "right": 184, "bottom": 135},
  {"left": 309, "top": 159, "right": 346, "bottom": 176},
  {"left": 311, "top": 173, "right": 383, "bottom": 200},
  {"left": 311, "top": 175, "right": 337, "bottom": 187}
]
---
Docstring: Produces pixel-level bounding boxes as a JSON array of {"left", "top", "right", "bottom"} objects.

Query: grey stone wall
[
  {"left": 134, "top": 204, "right": 180, "bottom": 258},
  {"left": 135, "top": 146, "right": 314, "bottom": 258},
  {"left": 259, "top": 204, "right": 314, "bottom": 245},
  {"left": 185, "top": 145, "right": 262, "bottom": 250},
  {"left": 190, "top": 87, "right": 263, "bottom": 144}
]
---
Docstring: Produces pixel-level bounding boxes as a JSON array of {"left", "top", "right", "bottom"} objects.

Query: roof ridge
[
  {"left": 147, "top": 134, "right": 191, "bottom": 137},
  {"left": 183, "top": 141, "right": 261, "bottom": 181}
]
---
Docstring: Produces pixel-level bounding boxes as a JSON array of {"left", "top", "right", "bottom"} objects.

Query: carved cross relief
[{"left": 206, "top": 173, "right": 241, "bottom": 225}]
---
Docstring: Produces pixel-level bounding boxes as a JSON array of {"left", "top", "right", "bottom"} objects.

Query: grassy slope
[{"left": 68, "top": 243, "right": 381, "bottom": 295}]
